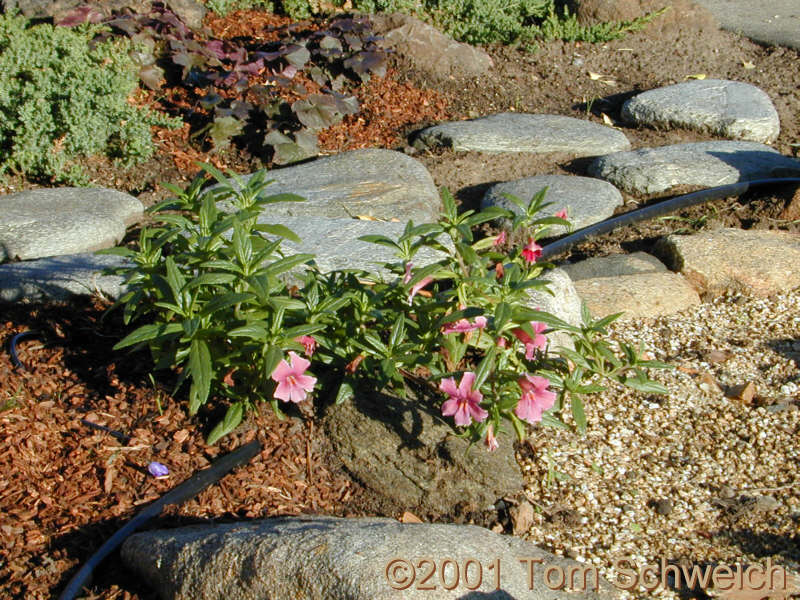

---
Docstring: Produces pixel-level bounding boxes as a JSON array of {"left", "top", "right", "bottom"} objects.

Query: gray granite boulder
[
  {"left": 588, "top": 141, "right": 800, "bottom": 195},
  {"left": 482, "top": 175, "right": 623, "bottom": 237},
  {"left": 121, "top": 516, "right": 619, "bottom": 600},
  {"left": 4, "top": 0, "right": 207, "bottom": 29},
  {"left": 257, "top": 215, "right": 448, "bottom": 277},
  {"left": 561, "top": 252, "right": 701, "bottom": 319},
  {"left": 371, "top": 12, "right": 493, "bottom": 77},
  {"left": 0, "top": 253, "right": 129, "bottom": 301},
  {"left": 218, "top": 149, "right": 441, "bottom": 223},
  {"left": 621, "top": 79, "right": 780, "bottom": 143},
  {"left": 0, "top": 187, "right": 142, "bottom": 262},
  {"left": 324, "top": 389, "right": 523, "bottom": 515},
  {"left": 416, "top": 113, "right": 631, "bottom": 156},
  {"left": 655, "top": 228, "right": 800, "bottom": 297}
]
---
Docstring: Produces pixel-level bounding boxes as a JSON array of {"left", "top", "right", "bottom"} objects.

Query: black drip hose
[
  {"left": 539, "top": 177, "right": 800, "bottom": 260},
  {"left": 58, "top": 439, "right": 262, "bottom": 600}
]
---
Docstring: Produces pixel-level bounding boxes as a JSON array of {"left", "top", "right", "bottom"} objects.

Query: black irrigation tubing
[
  {"left": 539, "top": 177, "right": 800, "bottom": 261},
  {"left": 58, "top": 438, "right": 262, "bottom": 600},
  {"left": 8, "top": 330, "right": 40, "bottom": 370}
]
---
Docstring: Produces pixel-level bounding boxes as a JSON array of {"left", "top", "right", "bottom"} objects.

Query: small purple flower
[{"left": 147, "top": 461, "right": 170, "bottom": 479}]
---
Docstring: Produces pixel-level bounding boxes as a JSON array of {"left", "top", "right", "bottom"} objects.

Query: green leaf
[
  {"left": 540, "top": 412, "right": 570, "bottom": 430},
  {"left": 335, "top": 380, "right": 354, "bottom": 404},
  {"left": 255, "top": 223, "right": 301, "bottom": 243},
  {"left": 440, "top": 187, "right": 457, "bottom": 219},
  {"left": 473, "top": 347, "right": 496, "bottom": 389},
  {"left": 113, "top": 322, "right": 184, "bottom": 349},
  {"left": 623, "top": 375, "right": 668, "bottom": 394},
  {"left": 262, "top": 345, "right": 284, "bottom": 382},
  {"left": 188, "top": 339, "right": 213, "bottom": 415},
  {"left": 227, "top": 323, "right": 269, "bottom": 341},
  {"left": 281, "top": 323, "right": 327, "bottom": 339},
  {"left": 184, "top": 272, "right": 237, "bottom": 289},
  {"left": 512, "top": 307, "right": 581, "bottom": 333},
  {"left": 206, "top": 402, "right": 244, "bottom": 444},
  {"left": 494, "top": 302, "right": 512, "bottom": 331},
  {"left": 261, "top": 254, "right": 314, "bottom": 277},
  {"left": 571, "top": 395, "right": 587, "bottom": 434},
  {"left": 199, "top": 292, "right": 254, "bottom": 316},
  {"left": 165, "top": 256, "right": 186, "bottom": 300},
  {"left": 256, "top": 192, "right": 306, "bottom": 205},
  {"left": 389, "top": 315, "right": 405, "bottom": 349},
  {"left": 358, "top": 234, "right": 400, "bottom": 251}
]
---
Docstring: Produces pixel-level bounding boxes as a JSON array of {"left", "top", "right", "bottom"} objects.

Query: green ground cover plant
[
  {"left": 0, "top": 12, "right": 179, "bottom": 184},
  {"left": 107, "top": 166, "right": 669, "bottom": 448}
]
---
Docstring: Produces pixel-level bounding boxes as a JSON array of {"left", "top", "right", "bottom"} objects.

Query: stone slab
[
  {"left": 588, "top": 141, "right": 800, "bottom": 195},
  {"left": 0, "top": 253, "right": 129, "bottom": 301},
  {"left": 655, "top": 228, "right": 800, "bottom": 297},
  {"left": 416, "top": 113, "right": 631, "bottom": 156},
  {"left": 561, "top": 252, "right": 701, "bottom": 319},
  {"left": 482, "top": 175, "right": 623, "bottom": 236},
  {"left": 621, "top": 79, "right": 780, "bottom": 143},
  {"left": 0, "top": 187, "right": 143, "bottom": 262},
  {"left": 692, "top": 0, "right": 800, "bottom": 51},
  {"left": 525, "top": 267, "right": 583, "bottom": 350},
  {"left": 121, "top": 516, "right": 619, "bottom": 600},
  {"left": 218, "top": 149, "right": 441, "bottom": 223}
]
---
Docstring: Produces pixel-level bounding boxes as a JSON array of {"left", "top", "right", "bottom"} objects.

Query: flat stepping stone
[
  {"left": 588, "top": 141, "right": 800, "bottom": 195},
  {"left": 0, "top": 253, "right": 129, "bottom": 301},
  {"left": 622, "top": 79, "right": 780, "bottom": 143},
  {"left": 122, "top": 516, "right": 618, "bottom": 600},
  {"left": 561, "top": 252, "right": 701, "bottom": 319},
  {"left": 416, "top": 113, "right": 631, "bottom": 156},
  {"left": 0, "top": 187, "right": 142, "bottom": 262},
  {"left": 655, "top": 228, "right": 800, "bottom": 297},
  {"left": 219, "top": 149, "right": 440, "bottom": 223},
  {"left": 482, "top": 175, "right": 623, "bottom": 236},
  {"left": 259, "top": 215, "right": 447, "bottom": 276}
]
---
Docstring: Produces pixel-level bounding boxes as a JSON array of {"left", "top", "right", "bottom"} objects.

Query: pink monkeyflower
[
  {"left": 496, "top": 336, "right": 508, "bottom": 348},
  {"left": 555, "top": 209, "right": 568, "bottom": 220},
  {"left": 271, "top": 351, "right": 317, "bottom": 403},
  {"left": 485, "top": 424, "right": 499, "bottom": 452},
  {"left": 408, "top": 276, "right": 433, "bottom": 305},
  {"left": 512, "top": 322, "right": 548, "bottom": 359},
  {"left": 521, "top": 238, "right": 542, "bottom": 264},
  {"left": 294, "top": 335, "right": 317, "bottom": 357},
  {"left": 493, "top": 230, "right": 507, "bottom": 246},
  {"left": 442, "top": 315, "right": 488, "bottom": 335},
  {"left": 440, "top": 372, "right": 488, "bottom": 427},
  {"left": 515, "top": 374, "right": 556, "bottom": 424},
  {"left": 403, "top": 262, "right": 414, "bottom": 285}
]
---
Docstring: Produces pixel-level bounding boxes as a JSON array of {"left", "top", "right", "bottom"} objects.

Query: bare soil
[{"left": 2, "top": 4, "right": 800, "bottom": 599}]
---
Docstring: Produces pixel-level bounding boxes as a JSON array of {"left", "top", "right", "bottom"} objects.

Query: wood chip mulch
[{"left": 0, "top": 297, "right": 356, "bottom": 599}]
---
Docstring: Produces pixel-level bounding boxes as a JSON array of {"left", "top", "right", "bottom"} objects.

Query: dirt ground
[{"left": 2, "top": 4, "right": 800, "bottom": 599}]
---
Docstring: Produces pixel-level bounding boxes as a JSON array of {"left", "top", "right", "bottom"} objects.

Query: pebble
[
  {"left": 621, "top": 79, "right": 780, "bottom": 143},
  {"left": 416, "top": 112, "right": 631, "bottom": 156},
  {"left": 588, "top": 140, "right": 800, "bottom": 195}
]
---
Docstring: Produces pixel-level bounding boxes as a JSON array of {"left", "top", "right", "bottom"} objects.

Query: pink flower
[
  {"left": 521, "top": 238, "right": 542, "bottom": 263},
  {"left": 442, "top": 316, "right": 487, "bottom": 335},
  {"left": 294, "top": 335, "right": 317, "bottom": 357},
  {"left": 515, "top": 374, "right": 556, "bottom": 424},
  {"left": 555, "top": 209, "right": 568, "bottom": 220},
  {"left": 440, "top": 372, "right": 487, "bottom": 427},
  {"left": 485, "top": 424, "right": 499, "bottom": 452},
  {"left": 493, "top": 231, "right": 507, "bottom": 246},
  {"left": 408, "top": 276, "right": 433, "bottom": 305},
  {"left": 403, "top": 262, "right": 414, "bottom": 285},
  {"left": 496, "top": 337, "right": 508, "bottom": 348},
  {"left": 512, "top": 322, "right": 548, "bottom": 359},
  {"left": 271, "top": 351, "right": 317, "bottom": 403}
]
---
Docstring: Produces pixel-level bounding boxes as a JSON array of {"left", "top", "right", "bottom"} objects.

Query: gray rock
[
  {"left": 525, "top": 267, "right": 582, "bottom": 350},
  {"left": 691, "top": 0, "right": 800, "bottom": 51},
  {"left": 218, "top": 149, "right": 440, "bottom": 223},
  {"left": 324, "top": 390, "right": 523, "bottom": 515},
  {"left": 371, "top": 12, "right": 493, "bottom": 77},
  {"left": 621, "top": 79, "right": 780, "bottom": 143},
  {"left": 588, "top": 141, "right": 800, "bottom": 195},
  {"left": 121, "top": 516, "right": 619, "bottom": 600},
  {"left": 0, "top": 253, "right": 129, "bottom": 301},
  {"left": 482, "top": 175, "right": 623, "bottom": 236},
  {"left": 257, "top": 215, "right": 447, "bottom": 277},
  {"left": 0, "top": 187, "right": 142, "bottom": 262},
  {"left": 416, "top": 113, "right": 631, "bottom": 156},
  {"left": 4, "top": 0, "right": 206, "bottom": 29},
  {"left": 655, "top": 228, "right": 800, "bottom": 297},
  {"left": 561, "top": 252, "right": 701, "bottom": 319}
]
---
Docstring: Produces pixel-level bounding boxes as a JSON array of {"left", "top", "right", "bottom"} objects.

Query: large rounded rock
[
  {"left": 121, "top": 516, "right": 620, "bottom": 600},
  {"left": 482, "top": 175, "right": 623, "bottom": 237},
  {"left": 588, "top": 141, "right": 800, "bottom": 195},
  {"left": 621, "top": 79, "right": 780, "bottom": 143},
  {"left": 218, "top": 149, "right": 441, "bottom": 223},
  {"left": 323, "top": 389, "right": 523, "bottom": 515},
  {"left": 0, "top": 187, "right": 142, "bottom": 262},
  {"left": 416, "top": 113, "right": 631, "bottom": 156}
]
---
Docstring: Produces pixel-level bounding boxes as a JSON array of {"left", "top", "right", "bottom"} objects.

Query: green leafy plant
[
  {"left": 107, "top": 166, "right": 669, "bottom": 448},
  {"left": 0, "top": 12, "right": 179, "bottom": 184},
  {"left": 204, "top": 0, "right": 275, "bottom": 16}
]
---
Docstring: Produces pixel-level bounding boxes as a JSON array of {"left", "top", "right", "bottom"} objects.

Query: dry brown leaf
[
  {"left": 726, "top": 382, "right": 757, "bottom": 404},
  {"left": 401, "top": 511, "right": 422, "bottom": 523}
]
